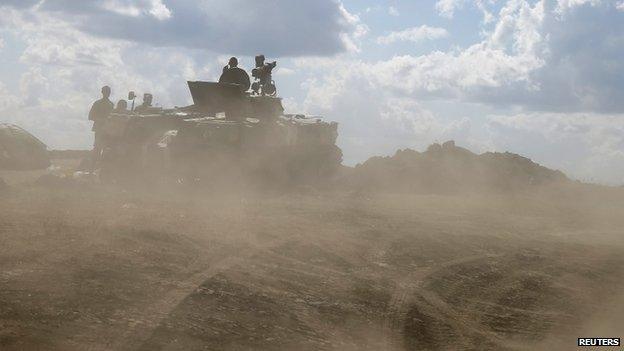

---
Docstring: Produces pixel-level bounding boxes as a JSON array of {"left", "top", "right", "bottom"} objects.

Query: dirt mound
[
  {"left": 0, "top": 124, "right": 50, "bottom": 170},
  {"left": 348, "top": 141, "right": 568, "bottom": 193}
]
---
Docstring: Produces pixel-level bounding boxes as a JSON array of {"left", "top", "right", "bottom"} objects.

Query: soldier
[
  {"left": 251, "top": 54, "right": 277, "bottom": 96},
  {"left": 88, "top": 86, "right": 114, "bottom": 169},
  {"left": 134, "top": 93, "right": 153, "bottom": 113},
  {"left": 115, "top": 99, "right": 128, "bottom": 112},
  {"left": 219, "top": 57, "right": 251, "bottom": 92}
]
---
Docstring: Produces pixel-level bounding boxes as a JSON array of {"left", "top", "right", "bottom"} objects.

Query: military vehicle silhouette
[{"left": 98, "top": 81, "right": 341, "bottom": 186}]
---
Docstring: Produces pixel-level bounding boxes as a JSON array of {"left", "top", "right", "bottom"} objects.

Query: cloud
[
  {"left": 0, "top": 2, "right": 368, "bottom": 150},
  {"left": 0, "top": 0, "right": 364, "bottom": 57},
  {"left": 294, "top": 58, "right": 491, "bottom": 164},
  {"left": 296, "top": 57, "right": 624, "bottom": 183},
  {"left": 376, "top": 25, "right": 449, "bottom": 44},
  {"left": 374, "top": 0, "right": 624, "bottom": 113},
  {"left": 518, "top": 0, "right": 624, "bottom": 113},
  {"left": 388, "top": 6, "right": 400, "bottom": 16},
  {"left": 617, "top": 0, "right": 624, "bottom": 11},
  {"left": 555, "top": 0, "right": 601, "bottom": 14},
  {"left": 274, "top": 67, "right": 296, "bottom": 77},
  {"left": 99, "top": 0, "right": 171, "bottom": 20},
  {"left": 436, "top": 0, "right": 465, "bottom": 18},
  {"left": 485, "top": 112, "right": 624, "bottom": 184},
  {"left": 0, "top": 82, "right": 18, "bottom": 111},
  {"left": 0, "top": 7, "right": 220, "bottom": 149},
  {"left": 366, "top": 2, "right": 548, "bottom": 99},
  {"left": 436, "top": 0, "right": 527, "bottom": 24}
]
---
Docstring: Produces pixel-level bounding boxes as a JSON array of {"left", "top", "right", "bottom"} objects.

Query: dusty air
[{"left": 0, "top": 1, "right": 623, "bottom": 351}]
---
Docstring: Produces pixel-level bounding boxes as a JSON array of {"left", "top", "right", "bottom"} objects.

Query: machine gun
[{"left": 251, "top": 55, "right": 277, "bottom": 96}]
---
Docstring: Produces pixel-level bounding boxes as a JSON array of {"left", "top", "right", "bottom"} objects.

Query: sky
[{"left": 0, "top": 0, "right": 623, "bottom": 184}]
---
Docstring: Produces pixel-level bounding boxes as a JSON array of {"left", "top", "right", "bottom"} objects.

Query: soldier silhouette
[
  {"left": 88, "top": 86, "right": 114, "bottom": 169},
  {"left": 115, "top": 99, "right": 128, "bottom": 112},
  {"left": 251, "top": 54, "right": 277, "bottom": 96},
  {"left": 219, "top": 57, "right": 251, "bottom": 92}
]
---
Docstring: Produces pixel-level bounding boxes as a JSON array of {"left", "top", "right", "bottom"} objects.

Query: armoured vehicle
[{"left": 98, "top": 81, "right": 341, "bottom": 186}]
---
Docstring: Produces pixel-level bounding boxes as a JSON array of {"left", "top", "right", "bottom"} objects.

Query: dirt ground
[{"left": 1, "top": 165, "right": 623, "bottom": 350}]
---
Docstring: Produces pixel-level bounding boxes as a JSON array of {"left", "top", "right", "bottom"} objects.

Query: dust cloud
[{"left": 1, "top": 139, "right": 623, "bottom": 351}]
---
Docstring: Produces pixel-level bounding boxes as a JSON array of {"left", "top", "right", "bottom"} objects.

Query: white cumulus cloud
[
  {"left": 0, "top": 7, "right": 218, "bottom": 149},
  {"left": 436, "top": 0, "right": 466, "bottom": 18},
  {"left": 100, "top": 0, "right": 172, "bottom": 20},
  {"left": 376, "top": 25, "right": 449, "bottom": 44},
  {"left": 555, "top": 0, "right": 601, "bottom": 14}
]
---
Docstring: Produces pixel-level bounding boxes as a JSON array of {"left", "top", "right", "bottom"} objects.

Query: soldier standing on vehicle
[
  {"left": 219, "top": 57, "right": 251, "bottom": 92},
  {"left": 88, "top": 86, "right": 114, "bottom": 169},
  {"left": 115, "top": 99, "right": 128, "bottom": 112}
]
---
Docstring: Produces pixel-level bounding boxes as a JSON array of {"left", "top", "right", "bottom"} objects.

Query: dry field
[{"left": 1, "top": 166, "right": 623, "bottom": 350}]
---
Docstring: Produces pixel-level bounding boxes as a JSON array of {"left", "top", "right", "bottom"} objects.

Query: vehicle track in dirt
[
  {"left": 109, "top": 212, "right": 314, "bottom": 351},
  {"left": 2, "top": 188, "right": 624, "bottom": 350},
  {"left": 380, "top": 254, "right": 509, "bottom": 351}
]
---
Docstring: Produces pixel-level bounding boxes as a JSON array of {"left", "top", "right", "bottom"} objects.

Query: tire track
[
  {"left": 380, "top": 254, "right": 511, "bottom": 351},
  {"left": 111, "top": 230, "right": 290, "bottom": 351}
]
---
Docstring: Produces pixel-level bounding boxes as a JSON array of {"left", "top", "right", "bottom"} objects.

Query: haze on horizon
[{"left": 0, "top": 0, "right": 623, "bottom": 184}]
